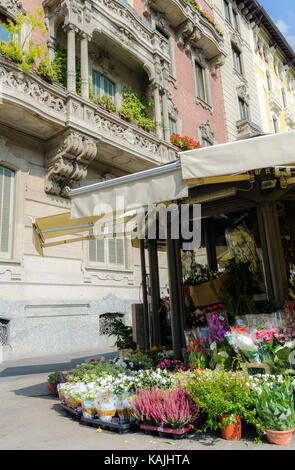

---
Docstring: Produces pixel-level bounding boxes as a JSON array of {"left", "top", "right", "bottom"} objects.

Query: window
[
  {"left": 224, "top": 0, "right": 231, "bottom": 23},
  {"left": 282, "top": 89, "right": 287, "bottom": 108},
  {"left": 169, "top": 117, "right": 176, "bottom": 136},
  {"left": 195, "top": 62, "right": 207, "bottom": 102},
  {"left": 202, "top": 138, "right": 213, "bottom": 147},
  {"left": 0, "top": 166, "right": 15, "bottom": 259},
  {"left": 233, "top": 10, "right": 239, "bottom": 32},
  {"left": 0, "top": 14, "right": 10, "bottom": 42},
  {"left": 92, "top": 71, "right": 115, "bottom": 101},
  {"left": 266, "top": 72, "right": 272, "bottom": 91},
  {"left": 156, "top": 25, "right": 169, "bottom": 40},
  {"left": 238, "top": 97, "right": 249, "bottom": 120},
  {"left": 232, "top": 45, "right": 243, "bottom": 75},
  {"left": 272, "top": 115, "right": 279, "bottom": 133},
  {"left": 89, "top": 224, "right": 125, "bottom": 268}
]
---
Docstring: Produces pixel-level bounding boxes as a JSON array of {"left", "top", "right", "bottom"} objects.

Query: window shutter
[
  {"left": 0, "top": 166, "right": 14, "bottom": 259},
  {"left": 89, "top": 237, "right": 105, "bottom": 264}
]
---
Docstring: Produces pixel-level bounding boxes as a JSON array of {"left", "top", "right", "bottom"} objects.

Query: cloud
[{"left": 275, "top": 18, "right": 295, "bottom": 50}]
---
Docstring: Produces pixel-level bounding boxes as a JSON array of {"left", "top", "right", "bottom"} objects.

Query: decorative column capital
[{"left": 45, "top": 131, "right": 98, "bottom": 197}]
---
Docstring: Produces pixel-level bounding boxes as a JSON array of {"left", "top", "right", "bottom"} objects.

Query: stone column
[
  {"left": 153, "top": 84, "right": 163, "bottom": 139},
  {"left": 66, "top": 24, "right": 76, "bottom": 93},
  {"left": 80, "top": 33, "right": 89, "bottom": 100},
  {"left": 161, "top": 90, "right": 170, "bottom": 142}
]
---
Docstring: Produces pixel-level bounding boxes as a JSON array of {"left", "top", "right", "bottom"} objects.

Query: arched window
[
  {"left": 0, "top": 13, "right": 10, "bottom": 42},
  {"left": 0, "top": 165, "right": 15, "bottom": 259}
]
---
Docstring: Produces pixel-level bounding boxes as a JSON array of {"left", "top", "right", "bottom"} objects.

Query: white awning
[
  {"left": 70, "top": 161, "right": 188, "bottom": 219},
  {"left": 180, "top": 131, "right": 295, "bottom": 180}
]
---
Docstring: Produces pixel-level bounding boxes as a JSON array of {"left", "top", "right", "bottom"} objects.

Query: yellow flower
[{"left": 152, "top": 346, "right": 158, "bottom": 352}]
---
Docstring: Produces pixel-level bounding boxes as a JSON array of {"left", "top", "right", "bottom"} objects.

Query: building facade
[{"left": 0, "top": 0, "right": 228, "bottom": 360}]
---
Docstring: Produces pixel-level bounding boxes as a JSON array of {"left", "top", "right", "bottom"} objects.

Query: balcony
[
  {"left": 144, "top": 0, "right": 225, "bottom": 65},
  {"left": 0, "top": 55, "right": 178, "bottom": 196},
  {"left": 236, "top": 118, "right": 263, "bottom": 139},
  {"left": 267, "top": 90, "right": 283, "bottom": 114},
  {"left": 284, "top": 108, "right": 295, "bottom": 128}
]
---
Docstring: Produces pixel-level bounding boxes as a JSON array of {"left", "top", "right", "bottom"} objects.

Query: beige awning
[
  {"left": 70, "top": 161, "right": 188, "bottom": 220},
  {"left": 32, "top": 210, "right": 137, "bottom": 256},
  {"left": 180, "top": 130, "right": 295, "bottom": 181}
]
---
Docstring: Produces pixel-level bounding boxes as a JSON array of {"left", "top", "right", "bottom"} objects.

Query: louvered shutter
[
  {"left": 89, "top": 237, "right": 105, "bottom": 264},
  {"left": 0, "top": 166, "right": 14, "bottom": 259}
]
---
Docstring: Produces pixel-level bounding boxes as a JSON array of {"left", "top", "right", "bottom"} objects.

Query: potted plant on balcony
[
  {"left": 108, "top": 318, "right": 136, "bottom": 357},
  {"left": 255, "top": 375, "right": 295, "bottom": 445}
]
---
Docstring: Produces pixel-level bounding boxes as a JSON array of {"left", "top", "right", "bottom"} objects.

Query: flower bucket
[
  {"left": 219, "top": 415, "right": 242, "bottom": 440},
  {"left": 189, "top": 273, "right": 229, "bottom": 307},
  {"left": 266, "top": 428, "right": 295, "bottom": 445}
]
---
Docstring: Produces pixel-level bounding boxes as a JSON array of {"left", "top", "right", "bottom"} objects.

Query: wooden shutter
[{"left": 0, "top": 166, "right": 14, "bottom": 259}]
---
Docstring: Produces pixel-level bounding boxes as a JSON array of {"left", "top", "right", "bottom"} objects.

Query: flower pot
[
  {"left": 219, "top": 415, "right": 242, "bottom": 440},
  {"left": 266, "top": 428, "right": 295, "bottom": 445},
  {"left": 189, "top": 273, "right": 229, "bottom": 307}
]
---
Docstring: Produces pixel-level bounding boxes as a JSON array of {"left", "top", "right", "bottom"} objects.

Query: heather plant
[{"left": 131, "top": 386, "right": 200, "bottom": 428}]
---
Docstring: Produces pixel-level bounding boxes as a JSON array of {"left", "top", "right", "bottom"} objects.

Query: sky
[{"left": 258, "top": 0, "right": 295, "bottom": 50}]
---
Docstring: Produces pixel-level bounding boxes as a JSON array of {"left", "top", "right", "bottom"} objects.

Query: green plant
[
  {"left": 255, "top": 375, "right": 295, "bottom": 431},
  {"left": 218, "top": 258, "right": 258, "bottom": 324},
  {"left": 52, "top": 42, "right": 81, "bottom": 92},
  {"left": 108, "top": 318, "right": 136, "bottom": 350},
  {"left": 0, "top": 7, "right": 47, "bottom": 73},
  {"left": 186, "top": 368, "right": 264, "bottom": 436},
  {"left": 65, "top": 359, "right": 125, "bottom": 383},
  {"left": 118, "top": 87, "right": 155, "bottom": 132},
  {"left": 48, "top": 371, "right": 61, "bottom": 385},
  {"left": 95, "top": 94, "right": 116, "bottom": 112},
  {"left": 126, "top": 351, "right": 154, "bottom": 370},
  {"left": 36, "top": 53, "right": 57, "bottom": 82}
]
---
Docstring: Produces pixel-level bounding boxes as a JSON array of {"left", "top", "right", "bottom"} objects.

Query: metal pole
[
  {"left": 147, "top": 239, "right": 161, "bottom": 347},
  {"left": 140, "top": 239, "right": 150, "bottom": 350}
]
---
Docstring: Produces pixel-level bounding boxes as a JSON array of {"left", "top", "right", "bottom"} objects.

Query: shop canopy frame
[{"left": 32, "top": 131, "right": 295, "bottom": 358}]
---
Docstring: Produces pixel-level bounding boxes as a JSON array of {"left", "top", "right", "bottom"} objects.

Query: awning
[
  {"left": 32, "top": 210, "right": 138, "bottom": 256},
  {"left": 180, "top": 130, "right": 295, "bottom": 181},
  {"left": 70, "top": 161, "right": 188, "bottom": 220},
  {"left": 32, "top": 131, "right": 295, "bottom": 255}
]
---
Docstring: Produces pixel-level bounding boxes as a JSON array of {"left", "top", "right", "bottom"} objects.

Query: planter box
[
  {"left": 189, "top": 273, "right": 229, "bottom": 307},
  {"left": 139, "top": 423, "right": 192, "bottom": 439}
]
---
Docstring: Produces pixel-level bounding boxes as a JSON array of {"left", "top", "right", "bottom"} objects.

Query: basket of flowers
[{"left": 187, "top": 265, "right": 228, "bottom": 308}]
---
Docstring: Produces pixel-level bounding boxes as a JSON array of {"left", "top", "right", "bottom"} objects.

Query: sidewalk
[{"left": 0, "top": 349, "right": 294, "bottom": 450}]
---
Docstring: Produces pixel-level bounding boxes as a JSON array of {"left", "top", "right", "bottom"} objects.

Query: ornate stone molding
[
  {"left": 237, "top": 84, "right": 250, "bottom": 104},
  {"left": 0, "top": 0, "right": 25, "bottom": 19},
  {"left": 45, "top": 131, "right": 98, "bottom": 197},
  {"left": 209, "top": 52, "right": 226, "bottom": 75},
  {"left": 199, "top": 120, "right": 215, "bottom": 144},
  {"left": 236, "top": 119, "right": 262, "bottom": 139}
]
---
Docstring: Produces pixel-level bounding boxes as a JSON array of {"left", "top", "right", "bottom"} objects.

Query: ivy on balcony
[
  {"left": 118, "top": 87, "right": 156, "bottom": 133},
  {"left": 52, "top": 43, "right": 81, "bottom": 94},
  {"left": 188, "top": 0, "right": 223, "bottom": 37}
]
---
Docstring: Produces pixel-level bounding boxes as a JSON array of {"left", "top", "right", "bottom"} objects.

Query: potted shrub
[
  {"left": 131, "top": 386, "right": 200, "bottom": 437},
  {"left": 255, "top": 375, "right": 295, "bottom": 445},
  {"left": 186, "top": 369, "right": 263, "bottom": 440},
  {"left": 108, "top": 318, "right": 136, "bottom": 357}
]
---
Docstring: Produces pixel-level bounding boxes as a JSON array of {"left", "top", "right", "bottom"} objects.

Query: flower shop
[{"left": 36, "top": 131, "right": 295, "bottom": 444}]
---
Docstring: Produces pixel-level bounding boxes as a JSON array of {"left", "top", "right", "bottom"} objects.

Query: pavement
[{"left": 0, "top": 349, "right": 294, "bottom": 451}]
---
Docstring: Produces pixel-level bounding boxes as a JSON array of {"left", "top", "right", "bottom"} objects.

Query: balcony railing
[{"left": 0, "top": 55, "right": 178, "bottom": 168}]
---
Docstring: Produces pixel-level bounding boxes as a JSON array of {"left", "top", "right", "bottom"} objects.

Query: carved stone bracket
[
  {"left": 0, "top": 0, "right": 25, "bottom": 19},
  {"left": 199, "top": 120, "right": 215, "bottom": 144},
  {"left": 45, "top": 131, "right": 98, "bottom": 197},
  {"left": 209, "top": 52, "right": 226, "bottom": 75},
  {"left": 237, "top": 84, "right": 250, "bottom": 104}
]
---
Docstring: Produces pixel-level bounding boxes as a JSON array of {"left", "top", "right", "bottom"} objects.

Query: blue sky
[{"left": 258, "top": 0, "right": 295, "bottom": 50}]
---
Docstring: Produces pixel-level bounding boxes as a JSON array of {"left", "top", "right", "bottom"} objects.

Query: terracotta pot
[
  {"left": 219, "top": 415, "right": 242, "bottom": 440},
  {"left": 266, "top": 428, "right": 295, "bottom": 445}
]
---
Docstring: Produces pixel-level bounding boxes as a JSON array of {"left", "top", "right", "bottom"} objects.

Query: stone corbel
[
  {"left": 176, "top": 19, "right": 194, "bottom": 48},
  {"left": 209, "top": 52, "right": 226, "bottom": 75},
  {"left": 45, "top": 131, "right": 98, "bottom": 197},
  {"left": 0, "top": 0, "right": 25, "bottom": 20}
]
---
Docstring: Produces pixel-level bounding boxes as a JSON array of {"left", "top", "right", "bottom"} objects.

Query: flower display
[{"left": 170, "top": 132, "right": 202, "bottom": 151}]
